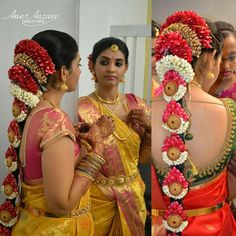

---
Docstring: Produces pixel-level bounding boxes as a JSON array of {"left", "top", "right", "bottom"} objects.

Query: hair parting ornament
[
  {"left": 110, "top": 44, "right": 119, "bottom": 52},
  {"left": 0, "top": 39, "right": 56, "bottom": 232},
  {"left": 155, "top": 10, "right": 212, "bottom": 235}
]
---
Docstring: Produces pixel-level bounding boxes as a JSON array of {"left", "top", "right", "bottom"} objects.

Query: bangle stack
[{"left": 75, "top": 152, "right": 105, "bottom": 181}]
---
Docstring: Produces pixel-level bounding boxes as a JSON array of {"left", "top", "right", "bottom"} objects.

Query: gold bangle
[
  {"left": 75, "top": 170, "right": 94, "bottom": 182},
  {"left": 87, "top": 152, "right": 105, "bottom": 165}
]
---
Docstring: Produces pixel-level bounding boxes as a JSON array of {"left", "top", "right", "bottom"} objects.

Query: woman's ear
[
  {"left": 202, "top": 50, "right": 217, "bottom": 71},
  {"left": 59, "top": 65, "right": 69, "bottom": 82}
]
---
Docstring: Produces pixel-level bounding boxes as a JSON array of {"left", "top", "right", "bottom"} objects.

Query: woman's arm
[{"left": 41, "top": 137, "right": 92, "bottom": 216}]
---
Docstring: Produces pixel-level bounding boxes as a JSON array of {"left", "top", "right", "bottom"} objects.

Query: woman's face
[
  {"left": 219, "top": 34, "right": 236, "bottom": 81},
  {"left": 94, "top": 48, "right": 128, "bottom": 88},
  {"left": 66, "top": 53, "right": 81, "bottom": 91}
]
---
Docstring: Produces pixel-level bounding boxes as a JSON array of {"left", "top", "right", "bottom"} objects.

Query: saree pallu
[
  {"left": 12, "top": 183, "right": 94, "bottom": 236},
  {"left": 78, "top": 95, "right": 147, "bottom": 236},
  {"left": 152, "top": 168, "right": 236, "bottom": 236}
]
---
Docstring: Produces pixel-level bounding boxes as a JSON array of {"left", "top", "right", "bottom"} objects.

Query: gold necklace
[
  {"left": 102, "top": 102, "right": 120, "bottom": 113},
  {"left": 95, "top": 91, "right": 120, "bottom": 104},
  {"left": 190, "top": 81, "right": 202, "bottom": 88}
]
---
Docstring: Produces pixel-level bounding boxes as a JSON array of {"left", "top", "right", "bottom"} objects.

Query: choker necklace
[
  {"left": 190, "top": 81, "right": 202, "bottom": 88},
  {"left": 95, "top": 91, "right": 120, "bottom": 104}
]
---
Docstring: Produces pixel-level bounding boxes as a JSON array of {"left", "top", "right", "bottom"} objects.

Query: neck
[
  {"left": 96, "top": 85, "right": 119, "bottom": 101},
  {"left": 43, "top": 87, "right": 64, "bottom": 108}
]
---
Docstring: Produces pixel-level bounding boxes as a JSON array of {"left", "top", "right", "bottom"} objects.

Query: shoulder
[{"left": 35, "top": 108, "right": 75, "bottom": 145}]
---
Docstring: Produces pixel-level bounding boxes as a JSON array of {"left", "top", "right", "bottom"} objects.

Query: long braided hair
[
  {"left": 0, "top": 30, "right": 78, "bottom": 235},
  {"left": 154, "top": 11, "right": 222, "bottom": 235}
]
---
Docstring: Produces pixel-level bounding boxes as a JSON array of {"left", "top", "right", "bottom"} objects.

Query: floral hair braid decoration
[
  {"left": 155, "top": 10, "right": 212, "bottom": 235},
  {"left": 0, "top": 39, "right": 56, "bottom": 232}
]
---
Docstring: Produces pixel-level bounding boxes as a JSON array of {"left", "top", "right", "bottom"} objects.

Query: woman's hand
[
  {"left": 76, "top": 116, "right": 115, "bottom": 155},
  {"left": 127, "top": 109, "right": 151, "bottom": 136}
]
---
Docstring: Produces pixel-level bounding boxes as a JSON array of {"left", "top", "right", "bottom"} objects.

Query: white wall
[
  {"left": 0, "top": 0, "right": 149, "bottom": 203},
  {"left": 153, "top": 0, "right": 236, "bottom": 27}
]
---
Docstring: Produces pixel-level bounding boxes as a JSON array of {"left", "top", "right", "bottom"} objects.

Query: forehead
[
  {"left": 97, "top": 48, "right": 125, "bottom": 60},
  {"left": 222, "top": 34, "right": 236, "bottom": 54}
]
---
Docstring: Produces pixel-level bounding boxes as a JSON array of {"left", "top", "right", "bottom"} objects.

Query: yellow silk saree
[{"left": 78, "top": 94, "right": 148, "bottom": 236}]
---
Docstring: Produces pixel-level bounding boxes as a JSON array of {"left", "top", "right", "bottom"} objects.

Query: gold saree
[
  {"left": 78, "top": 95, "right": 147, "bottom": 236},
  {"left": 12, "top": 184, "right": 93, "bottom": 236}
]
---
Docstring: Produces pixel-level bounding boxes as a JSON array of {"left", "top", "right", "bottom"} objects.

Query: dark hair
[
  {"left": 152, "top": 20, "right": 161, "bottom": 38},
  {"left": 215, "top": 21, "right": 236, "bottom": 39},
  {"left": 91, "top": 37, "right": 129, "bottom": 65},
  {"left": 205, "top": 20, "right": 223, "bottom": 58},
  {"left": 32, "top": 30, "right": 78, "bottom": 70},
  {"left": 192, "top": 20, "right": 223, "bottom": 68}
]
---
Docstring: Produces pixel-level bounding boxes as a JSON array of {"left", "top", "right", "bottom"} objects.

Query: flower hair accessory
[
  {"left": 162, "top": 133, "right": 188, "bottom": 165},
  {"left": 156, "top": 55, "right": 195, "bottom": 83},
  {"left": 163, "top": 201, "right": 188, "bottom": 233},
  {"left": 0, "top": 225, "right": 11, "bottom": 236},
  {"left": 14, "top": 39, "right": 56, "bottom": 85},
  {"left": 12, "top": 98, "right": 29, "bottom": 122},
  {"left": 7, "top": 120, "right": 21, "bottom": 148},
  {"left": 161, "top": 11, "right": 212, "bottom": 50},
  {"left": 5, "top": 147, "right": 18, "bottom": 172},
  {"left": 162, "top": 100, "right": 190, "bottom": 134},
  {"left": 0, "top": 201, "right": 18, "bottom": 227},
  {"left": 162, "top": 23, "right": 202, "bottom": 58},
  {"left": 155, "top": 31, "right": 192, "bottom": 62},
  {"left": 2, "top": 173, "right": 19, "bottom": 200},
  {"left": 162, "top": 167, "right": 188, "bottom": 199},
  {"left": 154, "top": 10, "right": 212, "bottom": 234}
]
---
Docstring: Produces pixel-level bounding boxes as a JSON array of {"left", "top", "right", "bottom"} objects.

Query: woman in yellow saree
[
  {"left": 0, "top": 30, "right": 114, "bottom": 235},
  {"left": 78, "top": 37, "right": 151, "bottom": 236}
]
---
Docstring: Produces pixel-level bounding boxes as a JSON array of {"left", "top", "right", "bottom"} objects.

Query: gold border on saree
[
  {"left": 152, "top": 201, "right": 225, "bottom": 217},
  {"left": 95, "top": 171, "right": 140, "bottom": 187}
]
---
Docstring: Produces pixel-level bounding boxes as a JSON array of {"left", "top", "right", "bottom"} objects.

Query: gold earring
[
  {"left": 119, "top": 76, "right": 125, "bottom": 83},
  {"left": 91, "top": 72, "right": 98, "bottom": 82},
  {"left": 60, "top": 77, "right": 68, "bottom": 91},
  {"left": 207, "top": 72, "right": 214, "bottom": 79}
]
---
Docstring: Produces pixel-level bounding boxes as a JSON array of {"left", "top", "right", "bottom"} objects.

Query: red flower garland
[
  {"left": 162, "top": 133, "right": 187, "bottom": 153},
  {"left": 156, "top": 32, "right": 192, "bottom": 62},
  {"left": 7, "top": 120, "right": 21, "bottom": 148},
  {"left": 161, "top": 11, "right": 212, "bottom": 49},
  {"left": 14, "top": 39, "right": 56, "bottom": 76},
  {"left": 162, "top": 70, "right": 186, "bottom": 87},
  {"left": 8, "top": 65, "right": 39, "bottom": 94},
  {"left": 0, "top": 201, "right": 18, "bottom": 226},
  {"left": 2, "top": 173, "right": 19, "bottom": 199},
  {"left": 162, "top": 100, "right": 189, "bottom": 123},
  {"left": 0, "top": 225, "right": 11, "bottom": 236}
]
